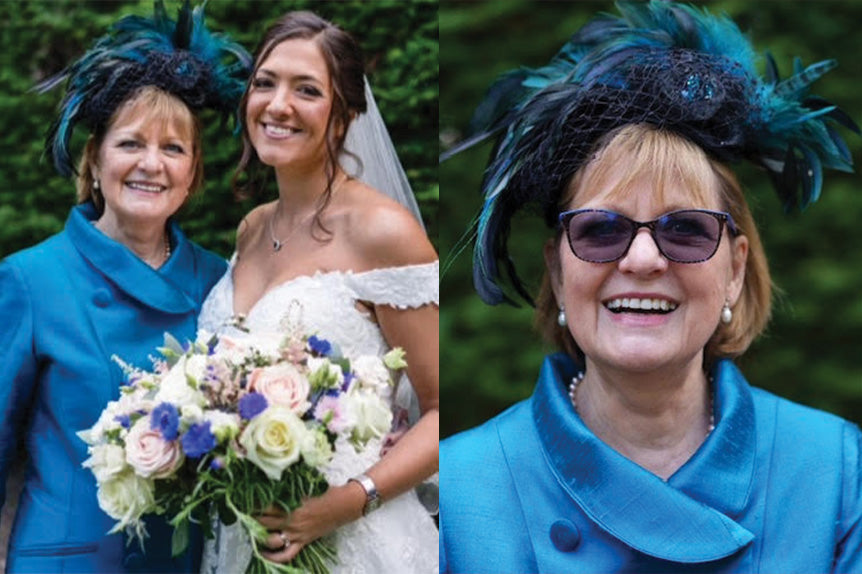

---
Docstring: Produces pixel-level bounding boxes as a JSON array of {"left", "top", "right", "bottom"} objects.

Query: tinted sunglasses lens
[
  {"left": 566, "top": 211, "right": 632, "bottom": 262},
  {"left": 655, "top": 211, "right": 722, "bottom": 262}
]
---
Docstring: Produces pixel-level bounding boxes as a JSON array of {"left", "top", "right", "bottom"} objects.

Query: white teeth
[
  {"left": 604, "top": 298, "right": 677, "bottom": 313},
  {"left": 127, "top": 182, "right": 164, "bottom": 193},
  {"left": 265, "top": 124, "right": 298, "bottom": 136}
]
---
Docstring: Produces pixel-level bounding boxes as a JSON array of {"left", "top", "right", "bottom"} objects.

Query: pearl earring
[
  {"left": 557, "top": 306, "right": 567, "bottom": 327},
  {"left": 721, "top": 301, "right": 733, "bottom": 324},
  {"left": 93, "top": 179, "right": 100, "bottom": 191}
]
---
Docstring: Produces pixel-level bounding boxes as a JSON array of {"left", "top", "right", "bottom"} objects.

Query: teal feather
[
  {"left": 36, "top": 0, "right": 250, "bottom": 177},
  {"left": 444, "top": 0, "right": 859, "bottom": 305}
]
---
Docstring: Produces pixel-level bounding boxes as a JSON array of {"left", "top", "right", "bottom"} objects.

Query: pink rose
[
  {"left": 125, "top": 418, "right": 184, "bottom": 479},
  {"left": 248, "top": 363, "right": 311, "bottom": 415}
]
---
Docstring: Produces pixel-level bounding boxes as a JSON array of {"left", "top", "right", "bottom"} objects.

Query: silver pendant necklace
[{"left": 268, "top": 205, "right": 310, "bottom": 252}]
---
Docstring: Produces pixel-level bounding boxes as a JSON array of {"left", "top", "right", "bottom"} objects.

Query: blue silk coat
[
  {"left": 441, "top": 353, "right": 862, "bottom": 573},
  {"left": 0, "top": 203, "right": 227, "bottom": 573}
]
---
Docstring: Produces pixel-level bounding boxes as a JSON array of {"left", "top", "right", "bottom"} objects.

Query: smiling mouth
[
  {"left": 126, "top": 181, "right": 165, "bottom": 193},
  {"left": 264, "top": 123, "right": 301, "bottom": 137},
  {"left": 604, "top": 297, "right": 678, "bottom": 314}
]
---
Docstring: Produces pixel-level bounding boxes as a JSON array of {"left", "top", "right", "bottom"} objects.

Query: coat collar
[
  {"left": 65, "top": 203, "right": 199, "bottom": 314},
  {"left": 532, "top": 353, "right": 755, "bottom": 563}
]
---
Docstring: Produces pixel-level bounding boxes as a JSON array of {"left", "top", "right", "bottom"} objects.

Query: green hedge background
[
  {"left": 440, "top": 1, "right": 862, "bottom": 438},
  {"left": 0, "top": 0, "right": 438, "bottom": 261}
]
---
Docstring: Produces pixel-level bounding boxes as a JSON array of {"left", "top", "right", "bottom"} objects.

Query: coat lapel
[
  {"left": 65, "top": 203, "right": 198, "bottom": 314},
  {"left": 531, "top": 353, "right": 755, "bottom": 563}
]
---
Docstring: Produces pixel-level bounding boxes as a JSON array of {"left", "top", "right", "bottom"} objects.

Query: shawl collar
[
  {"left": 65, "top": 203, "right": 198, "bottom": 314},
  {"left": 532, "top": 353, "right": 755, "bottom": 563}
]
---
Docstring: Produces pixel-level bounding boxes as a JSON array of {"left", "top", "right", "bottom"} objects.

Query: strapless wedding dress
[{"left": 197, "top": 257, "right": 439, "bottom": 574}]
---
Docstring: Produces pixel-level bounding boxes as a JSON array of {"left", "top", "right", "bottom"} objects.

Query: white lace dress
[{"left": 197, "top": 258, "right": 439, "bottom": 574}]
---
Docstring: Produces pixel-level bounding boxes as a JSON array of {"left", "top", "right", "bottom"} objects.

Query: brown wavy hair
[{"left": 232, "top": 11, "right": 367, "bottom": 237}]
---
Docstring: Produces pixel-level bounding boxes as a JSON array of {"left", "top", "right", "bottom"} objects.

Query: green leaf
[{"left": 171, "top": 517, "right": 189, "bottom": 558}]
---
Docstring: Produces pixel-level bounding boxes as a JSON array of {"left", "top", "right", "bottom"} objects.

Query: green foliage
[
  {"left": 440, "top": 1, "right": 862, "bottom": 437},
  {"left": 0, "top": 0, "right": 438, "bottom": 259}
]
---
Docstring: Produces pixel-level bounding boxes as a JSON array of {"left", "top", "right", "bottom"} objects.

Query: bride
[{"left": 198, "top": 11, "right": 439, "bottom": 574}]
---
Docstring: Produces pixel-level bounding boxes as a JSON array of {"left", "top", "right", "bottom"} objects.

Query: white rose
[
  {"left": 125, "top": 418, "right": 184, "bottom": 479},
  {"left": 83, "top": 443, "right": 128, "bottom": 483},
  {"left": 351, "top": 356, "right": 392, "bottom": 396},
  {"left": 239, "top": 407, "right": 306, "bottom": 480},
  {"left": 344, "top": 389, "right": 393, "bottom": 444},
  {"left": 300, "top": 427, "right": 334, "bottom": 470},
  {"left": 97, "top": 469, "right": 156, "bottom": 530},
  {"left": 203, "top": 410, "right": 240, "bottom": 442},
  {"left": 248, "top": 363, "right": 311, "bottom": 415},
  {"left": 154, "top": 356, "right": 206, "bottom": 408}
]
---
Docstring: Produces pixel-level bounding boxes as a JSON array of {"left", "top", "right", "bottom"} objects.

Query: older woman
[
  {"left": 0, "top": 3, "right": 249, "bottom": 572},
  {"left": 441, "top": 2, "right": 861, "bottom": 573}
]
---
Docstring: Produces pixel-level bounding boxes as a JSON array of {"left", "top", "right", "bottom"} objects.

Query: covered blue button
[
  {"left": 93, "top": 288, "right": 111, "bottom": 308},
  {"left": 550, "top": 519, "right": 581, "bottom": 552}
]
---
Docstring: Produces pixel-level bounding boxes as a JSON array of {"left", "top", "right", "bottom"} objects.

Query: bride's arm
[{"left": 258, "top": 200, "right": 439, "bottom": 563}]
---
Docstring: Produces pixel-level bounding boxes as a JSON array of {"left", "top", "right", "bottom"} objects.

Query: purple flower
[
  {"left": 239, "top": 392, "right": 268, "bottom": 420},
  {"left": 209, "top": 456, "right": 225, "bottom": 471},
  {"left": 308, "top": 335, "right": 332, "bottom": 356},
  {"left": 340, "top": 372, "right": 354, "bottom": 392},
  {"left": 181, "top": 421, "right": 217, "bottom": 459},
  {"left": 151, "top": 403, "right": 180, "bottom": 440},
  {"left": 114, "top": 414, "right": 131, "bottom": 429}
]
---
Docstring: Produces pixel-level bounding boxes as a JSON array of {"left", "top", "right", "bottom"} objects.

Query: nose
[
  {"left": 266, "top": 86, "right": 293, "bottom": 116},
  {"left": 617, "top": 228, "right": 668, "bottom": 275},
  {"left": 138, "top": 145, "right": 164, "bottom": 173}
]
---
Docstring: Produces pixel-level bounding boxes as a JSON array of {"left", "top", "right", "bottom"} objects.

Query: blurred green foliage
[
  {"left": 440, "top": 1, "right": 862, "bottom": 437},
  {"left": 0, "top": 0, "right": 438, "bottom": 260}
]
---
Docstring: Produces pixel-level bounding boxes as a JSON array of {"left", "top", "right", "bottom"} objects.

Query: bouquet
[{"left": 78, "top": 328, "right": 407, "bottom": 574}]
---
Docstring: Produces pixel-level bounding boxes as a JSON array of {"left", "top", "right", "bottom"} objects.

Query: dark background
[
  {"left": 440, "top": 0, "right": 862, "bottom": 438},
  {"left": 0, "top": 0, "right": 437, "bottom": 566}
]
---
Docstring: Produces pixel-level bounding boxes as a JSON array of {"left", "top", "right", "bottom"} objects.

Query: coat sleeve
[
  {"left": 833, "top": 422, "right": 862, "bottom": 573},
  {"left": 0, "top": 259, "right": 39, "bottom": 511}
]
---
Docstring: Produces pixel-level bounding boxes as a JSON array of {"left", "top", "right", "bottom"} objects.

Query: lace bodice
[{"left": 199, "top": 259, "right": 438, "bottom": 360}]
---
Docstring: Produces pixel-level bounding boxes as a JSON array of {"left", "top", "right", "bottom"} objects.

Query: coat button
[
  {"left": 550, "top": 519, "right": 581, "bottom": 552},
  {"left": 93, "top": 288, "right": 111, "bottom": 308}
]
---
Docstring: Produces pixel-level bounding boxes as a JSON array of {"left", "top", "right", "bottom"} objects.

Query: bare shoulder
[{"left": 340, "top": 180, "right": 436, "bottom": 269}]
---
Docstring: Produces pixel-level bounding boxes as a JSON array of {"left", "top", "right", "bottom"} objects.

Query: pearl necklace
[{"left": 569, "top": 372, "right": 716, "bottom": 434}]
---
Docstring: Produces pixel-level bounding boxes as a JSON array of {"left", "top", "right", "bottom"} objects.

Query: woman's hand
[{"left": 256, "top": 481, "right": 366, "bottom": 563}]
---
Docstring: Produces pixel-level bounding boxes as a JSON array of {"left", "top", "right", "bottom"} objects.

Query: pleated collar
[
  {"left": 65, "top": 203, "right": 198, "bottom": 314},
  {"left": 532, "top": 353, "right": 756, "bottom": 563}
]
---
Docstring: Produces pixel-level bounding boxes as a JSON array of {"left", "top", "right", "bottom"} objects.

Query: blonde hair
[
  {"left": 536, "top": 123, "right": 772, "bottom": 366},
  {"left": 76, "top": 86, "right": 203, "bottom": 212}
]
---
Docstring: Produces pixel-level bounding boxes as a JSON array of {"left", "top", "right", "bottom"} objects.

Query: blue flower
[
  {"left": 209, "top": 456, "right": 225, "bottom": 471},
  {"left": 181, "top": 421, "right": 217, "bottom": 459},
  {"left": 308, "top": 335, "right": 332, "bottom": 356},
  {"left": 114, "top": 414, "right": 131, "bottom": 429},
  {"left": 239, "top": 392, "right": 268, "bottom": 420},
  {"left": 341, "top": 372, "right": 354, "bottom": 392},
  {"left": 151, "top": 403, "right": 180, "bottom": 440}
]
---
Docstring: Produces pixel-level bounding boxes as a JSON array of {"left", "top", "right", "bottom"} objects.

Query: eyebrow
[{"left": 255, "top": 68, "right": 324, "bottom": 85}]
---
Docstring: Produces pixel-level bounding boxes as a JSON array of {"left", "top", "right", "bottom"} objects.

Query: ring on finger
[{"left": 279, "top": 531, "right": 290, "bottom": 548}]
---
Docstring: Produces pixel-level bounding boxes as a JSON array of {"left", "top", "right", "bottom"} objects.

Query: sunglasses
[{"left": 558, "top": 208, "right": 739, "bottom": 264}]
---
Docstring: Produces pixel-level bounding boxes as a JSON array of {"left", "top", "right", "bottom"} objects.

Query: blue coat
[
  {"left": 0, "top": 203, "right": 227, "bottom": 573},
  {"left": 441, "top": 353, "right": 862, "bottom": 573}
]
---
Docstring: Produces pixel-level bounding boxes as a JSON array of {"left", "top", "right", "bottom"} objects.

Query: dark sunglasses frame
[{"left": 558, "top": 208, "right": 740, "bottom": 264}]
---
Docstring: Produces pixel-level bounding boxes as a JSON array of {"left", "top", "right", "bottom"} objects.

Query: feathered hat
[
  {"left": 36, "top": 0, "right": 252, "bottom": 177},
  {"left": 444, "top": 0, "right": 860, "bottom": 306}
]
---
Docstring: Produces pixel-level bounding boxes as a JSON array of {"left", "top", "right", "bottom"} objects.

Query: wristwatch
[{"left": 349, "top": 473, "right": 382, "bottom": 515}]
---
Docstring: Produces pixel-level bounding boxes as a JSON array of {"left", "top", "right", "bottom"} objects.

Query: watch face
[{"left": 366, "top": 495, "right": 383, "bottom": 513}]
